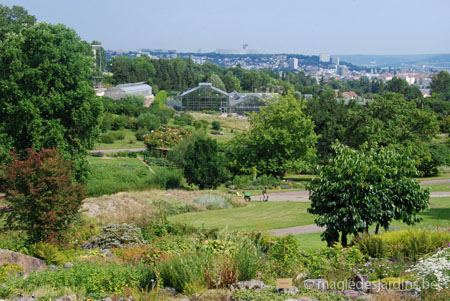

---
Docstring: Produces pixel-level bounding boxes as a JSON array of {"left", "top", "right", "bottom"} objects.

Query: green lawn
[
  {"left": 169, "top": 201, "right": 315, "bottom": 231},
  {"left": 421, "top": 182, "right": 450, "bottom": 192},
  {"left": 296, "top": 197, "right": 450, "bottom": 251},
  {"left": 94, "top": 129, "right": 145, "bottom": 150},
  {"left": 295, "top": 232, "right": 327, "bottom": 251}
]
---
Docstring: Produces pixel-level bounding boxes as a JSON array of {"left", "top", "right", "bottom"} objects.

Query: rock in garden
[
  {"left": 230, "top": 279, "right": 267, "bottom": 291},
  {"left": 160, "top": 287, "right": 176, "bottom": 296},
  {"left": 48, "top": 265, "right": 58, "bottom": 271},
  {"left": 99, "top": 249, "right": 114, "bottom": 257},
  {"left": 277, "top": 286, "right": 299, "bottom": 295},
  {"left": 343, "top": 290, "right": 368, "bottom": 298},
  {"left": 368, "top": 282, "right": 386, "bottom": 294},
  {"left": 12, "top": 297, "right": 36, "bottom": 301},
  {"left": 0, "top": 249, "right": 46, "bottom": 276},
  {"left": 303, "top": 279, "right": 328, "bottom": 291},
  {"left": 295, "top": 272, "right": 307, "bottom": 280},
  {"left": 62, "top": 262, "right": 73, "bottom": 269},
  {"left": 351, "top": 274, "right": 370, "bottom": 292}
]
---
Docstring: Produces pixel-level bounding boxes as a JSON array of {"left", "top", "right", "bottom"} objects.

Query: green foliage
[
  {"left": 308, "top": 143, "right": 430, "bottom": 247},
  {"left": 147, "top": 167, "right": 183, "bottom": 189},
  {"left": 0, "top": 263, "right": 23, "bottom": 282},
  {"left": 229, "top": 94, "right": 317, "bottom": 176},
  {"left": 99, "top": 133, "right": 115, "bottom": 144},
  {"left": 156, "top": 251, "right": 210, "bottom": 292},
  {"left": 268, "top": 235, "right": 303, "bottom": 268},
  {"left": 0, "top": 4, "right": 36, "bottom": 41},
  {"left": 211, "top": 121, "right": 222, "bottom": 130},
  {"left": 184, "top": 136, "right": 227, "bottom": 189},
  {"left": 135, "top": 128, "right": 148, "bottom": 141},
  {"left": 305, "top": 90, "right": 354, "bottom": 161},
  {"left": 136, "top": 112, "right": 161, "bottom": 131},
  {"left": 194, "top": 193, "right": 233, "bottom": 210},
  {"left": 0, "top": 149, "right": 86, "bottom": 243},
  {"left": 345, "top": 94, "right": 440, "bottom": 176},
  {"left": 0, "top": 23, "right": 103, "bottom": 181},
  {"left": 167, "top": 129, "right": 207, "bottom": 167},
  {"left": 430, "top": 70, "right": 450, "bottom": 101},
  {"left": 152, "top": 90, "right": 168, "bottom": 108},
  {"left": 357, "top": 235, "right": 388, "bottom": 258},
  {"left": 173, "top": 113, "right": 194, "bottom": 126},
  {"left": 26, "top": 242, "right": 65, "bottom": 265},
  {"left": 144, "top": 127, "right": 191, "bottom": 149},
  {"left": 207, "top": 73, "right": 226, "bottom": 91},
  {"left": 19, "top": 263, "right": 146, "bottom": 298},
  {"left": 358, "top": 230, "right": 450, "bottom": 261},
  {"left": 102, "top": 95, "right": 145, "bottom": 117},
  {"left": 85, "top": 223, "right": 146, "bottom": 249}
]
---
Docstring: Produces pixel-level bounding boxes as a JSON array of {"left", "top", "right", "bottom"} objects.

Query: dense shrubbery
[
  {"left": 85, "top": 223, "right": 146, "bottom": 249},
  {"left": 357, "top": 230, "right": 450, "bottom": 261},
  {"left": 227, "top": 174, "right": 301, "bottom": 190}
]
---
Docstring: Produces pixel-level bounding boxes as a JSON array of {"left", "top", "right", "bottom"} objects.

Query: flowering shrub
[
  {"left": 407, "top": 248, "right": 450, "bottom": 291},
  {"left": 355, "top": 258, "right": 406, "bottom": 281}
]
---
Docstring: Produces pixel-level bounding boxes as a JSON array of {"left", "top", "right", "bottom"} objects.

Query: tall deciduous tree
[
  {"left": 344, "top": 93, "right": 439, "bottom": 175},
  {"left": 184, "top": 136, "right": 227, "bottom": 189},
  {"left": 308, "top": 143, "right": 429, "bottom": 247},
  {"left": 229, "top": 94, "right": 317, "bottom": 176},
  {"left": 0, "top": 4, "right": 36, "bottom": 41},
  {"left": 0, "top": 23, "right": 103, "bottom": 180},
  {"left": 430, "top": 70, "right": 450, "bottom": 101}
]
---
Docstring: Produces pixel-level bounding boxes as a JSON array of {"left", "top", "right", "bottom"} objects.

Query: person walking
[{"left": 262, "top": 186, "right": 268, "bottom": 202}]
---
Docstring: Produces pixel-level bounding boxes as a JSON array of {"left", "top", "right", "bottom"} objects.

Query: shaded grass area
[
  {"left": 94, "top": 129, "right": 145, "bottom": 150},
  {"left": 85, "top": 157, "right": 183, "bottom": 196},
  {"left": 169, "top": 201, "right": 314, "bottom": 231}
]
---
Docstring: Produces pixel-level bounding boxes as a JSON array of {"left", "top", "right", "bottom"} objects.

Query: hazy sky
[{"left": 3, "top": 0, "right": 450, "bottom": 55}]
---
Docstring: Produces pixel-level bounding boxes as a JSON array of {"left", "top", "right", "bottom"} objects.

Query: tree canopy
[
  {"left": 228, "top": 94, "right": 317, "bottom": 176},
  {"left": 0, "top": 23, "right": 103, "bottom": 180},
  {"left": 308, "top": 143, "right": 430, "bottom": 247},
  {"left": 184, "top": 136, "right": 227, "bottom": 189},
  {"left": 0, "top": 4, "right": 36, "bottom": 41}
]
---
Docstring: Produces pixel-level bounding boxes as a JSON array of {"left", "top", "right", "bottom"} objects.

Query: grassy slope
[
  {"left": 169, "top": 201, "right": 314, "bottom": 231},
  {"left": 94, "top": 129, "right": 145, "bottom": 150}
]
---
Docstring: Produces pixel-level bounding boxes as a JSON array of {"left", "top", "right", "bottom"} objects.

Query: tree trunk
[
  {"left": 341, "top": 232, "right": 348, "bottom": 247},
  {"left": 375, "top": 224, "right": 380, "bottom": 235}
]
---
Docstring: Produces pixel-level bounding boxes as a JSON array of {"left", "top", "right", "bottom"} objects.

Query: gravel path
[
  {"left": 421, "top": 179, "right": 450, "bottom": 185},
  {"left": 271, "top": 224, "right": 325, "bottom": 236}
]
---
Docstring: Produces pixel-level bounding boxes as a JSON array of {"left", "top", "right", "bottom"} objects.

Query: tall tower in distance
[{"left": 319, "top": 53, "right": 331, "bottom": 63}]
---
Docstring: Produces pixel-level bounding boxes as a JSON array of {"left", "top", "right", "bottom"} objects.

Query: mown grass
[
  {"left": 296, "top": 197, "right": 450, "bottom": 250},
  {"left": 94, "top": 129, "right": 145, "bottom": 150},
  {"left": 415, "top": 169, "right": 450, "bottom": 181},
  {"left": 422, "top": 182, "right": 450, "bottom": 192},
  {"left": 169, "top": 201, "right": 314, "bottom": 231}
]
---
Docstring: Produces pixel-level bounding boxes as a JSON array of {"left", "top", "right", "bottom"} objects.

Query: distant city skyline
[{"left": 2, "top": 0, "right": 450, "bottom": 55}]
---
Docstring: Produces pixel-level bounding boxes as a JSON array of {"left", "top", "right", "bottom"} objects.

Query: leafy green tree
[
  {"left": 184, "top": 136, "right": 227, "bottom": 189},
  {"left": 207, "top": 73, "right": 226, "bottom": 91},
  {"left": 0, "top": 149, "right": 86, "bottom": 243},
  {"left": 229, "top": 94, "right": 317, "bottom": 176},
  {"left": 430, "top": 70, "right": 450, "bottom": 101},
  {"left": 308, "top": 143, "right": 429, "bottom": 247},
  {"left": 136, "top": 112, "right": 160, "bottom": 131},
  {"left": 0, "top": 4, "right": 36, "bottom": 41},
  {"left": 305, "top": 89, "right": 354, "bottom": 161},
  {"left": 223, "top": 72, "right": 241, "bottom": 92},
  {"left": 0, "top": 23, "right": 103, "bottom": 181},
  {"left": 344, "top": 94, "right": 439, "bottom": 175}
]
